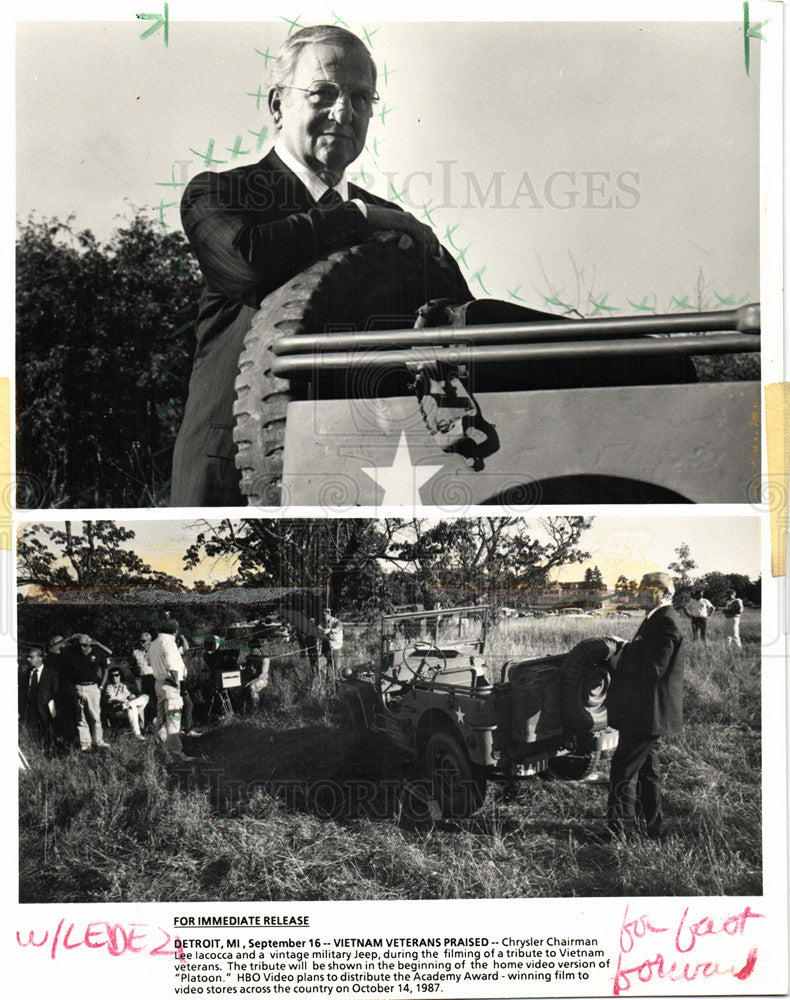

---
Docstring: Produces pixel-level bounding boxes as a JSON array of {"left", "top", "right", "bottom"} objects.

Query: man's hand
[{"left": 364, "top": 206, "right": 443, "bottom": 258}]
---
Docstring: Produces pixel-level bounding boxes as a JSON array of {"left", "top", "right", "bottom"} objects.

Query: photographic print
[
  {"left": 7, "top": 3, "right": 787, "bottom": 1000},
  {"left": 14, "top": 12, "right": 769, "bottom": 508}
]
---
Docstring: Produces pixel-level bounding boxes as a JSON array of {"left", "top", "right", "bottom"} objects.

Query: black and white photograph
[
  {"left": 16, "top": 514, "right": 762, "bottom": 901},
  {"left": 6, "top": 2, "right": 787, "bottom": 999},
  {"left": 14, "top": 13, "right": 769, "bottom": 509}
]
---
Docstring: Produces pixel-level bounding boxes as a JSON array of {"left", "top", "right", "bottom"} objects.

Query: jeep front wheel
[
  {"left": 233, "top": 232, "right": 471, "bottom": 506},
  {"left": 424, "top": 731, "right": 486, "bottom": 819}
]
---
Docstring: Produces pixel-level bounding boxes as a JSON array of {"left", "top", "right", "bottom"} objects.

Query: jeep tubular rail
[
  {"left": 234, "top": 235, "right": 760, "bottom": 507},
  {"left": 338, "top": 606, "right": 618, "bottom": 819}
]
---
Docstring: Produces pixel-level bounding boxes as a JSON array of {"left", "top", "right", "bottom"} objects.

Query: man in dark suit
[
  {"left": 172, "top": 24, "right": 444, "bottom": 506},
  {"left": 606, "top": 571, "right": 685, "bottom": 839},
  {"left": 23, "top": 647, "right": 46, "bottom": 741}
]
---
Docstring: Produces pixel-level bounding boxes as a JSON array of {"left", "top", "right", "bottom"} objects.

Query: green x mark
[
  {"left": 153, "top": 197, "right": 177, "bottom": 225},
  {"left": 444, "top": 223, "right": 459, "bottom": 250},
  {"left": 454, "top": 243, "right": 471, "bottom": 269},
  {"left": 421, "top": 202, "right": 437, "bottom": 227},
  {"left": 248, "top": 125, "right": 269, "bottom": 151},
  {"left": 471, "top": 265, "right": 491, "bottom": 296},
  {"left": 155, "top": 164, "right": 185, "bottom": 189},
  {"left": 280, "top": 13, "right": 305, "bottom": 37},
  {"left": 377, "top": 102, "right": 395, "bottom": 125},
  {"left": 253, "top": 46, "right": 279, "bottom": 68},
  {"left": 544, "top": 291, "right": 574, "bottom": 311},
  {"left": 626, "top": 296, "right": 656, "bottom": 313},
  {"left": 189, "top": 140, "right": 227, "bottom": 167},
  {"left": 714, "top": 290, "right": 750, "bottom": 307},
  {"left": 226, "top": 136, "right": 252, "bottom": 159},
  {"left": 245, "top": 85, "right": 267, "bottom": 112},
  {"left": 588, "top": 292, "right": 620, "bottom": 317}
]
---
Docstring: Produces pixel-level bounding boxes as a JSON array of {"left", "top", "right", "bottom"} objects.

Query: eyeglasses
[{"left": 280, "top": 82, "right": 379, "bottom": 117}]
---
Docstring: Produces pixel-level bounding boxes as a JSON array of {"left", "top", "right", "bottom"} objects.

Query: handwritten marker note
[
  {"left": 613, "top": 902, "right": 763, "bottom": 995},
  {"left": 136, "top": 2, "right": 169, "bottom": 46},
  {"left": 743, "top": 2, "right": 769, "bottom": 76},
  {"left": 17, "top": 919, "right": 182, "bottom": 959}
]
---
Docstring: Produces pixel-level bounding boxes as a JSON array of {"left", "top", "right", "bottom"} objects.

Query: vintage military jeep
[
  {"left": 338, "top": 605, "right": 620, "bottom": 819},
  {"left": 233, "top": 235, "right": 760, "bottom": 506}
]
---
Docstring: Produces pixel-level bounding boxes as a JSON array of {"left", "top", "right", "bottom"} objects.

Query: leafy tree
[
  {"left": 668, "top": 543, "right": 697, "bottom": 586},
  {"left": 615, "top": 574, "right": 630, "bottom": 592},
  {"left": 18, "top": 521, "right": 182, "bottom": 592},
  {"left": 184, "top": 519, "right": 402, "bottom": 615},
  {"left": 696, "top": 571, "right": 759, "bottom": 607},
  {"left": 389, "top": 517, "right": 592, "bottom": 608},
  {"left": 184, "top": 517, "right": 593, "bottom": 614},
  {"left": 16, "top": 213, "right": 201, "bottom": 507}
]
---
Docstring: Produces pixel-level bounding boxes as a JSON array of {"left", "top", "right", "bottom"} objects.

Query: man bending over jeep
[
  {"left": 172, "top": 24, "right": 694, "bottom": 506},
  {"left": 171, "top": 25, "right": 451, "bottom": 506}
]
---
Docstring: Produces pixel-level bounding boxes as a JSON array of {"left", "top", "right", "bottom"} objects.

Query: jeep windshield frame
[{"left": 379, "top": 606, "right": 488, "bottom": 663}]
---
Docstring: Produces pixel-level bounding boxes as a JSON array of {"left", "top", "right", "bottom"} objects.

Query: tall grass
[{"left": 19, "top": 611, "right": 761, "bottom": 902}]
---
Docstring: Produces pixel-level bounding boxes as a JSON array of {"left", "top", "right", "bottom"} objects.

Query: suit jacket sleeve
[
  {"left": 181, "top": 169, "right": 375, "bottom": 308},
  {"left": 638, "top": 611, "right": 683, "bottom": 679}
]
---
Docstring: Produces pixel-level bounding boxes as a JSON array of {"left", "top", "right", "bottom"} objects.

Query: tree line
[{"left": 16, "top": 214, "right": 201, "bottom": 508}]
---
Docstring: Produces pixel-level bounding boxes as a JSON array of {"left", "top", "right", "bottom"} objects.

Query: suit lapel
[{"left": 257, "top": 149, "right": 314, "bottom": 212}]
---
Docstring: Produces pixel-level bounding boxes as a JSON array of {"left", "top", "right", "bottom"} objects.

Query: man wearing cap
[
  {"left": 605, "top": 571, "right": 685, "bottom": 839},
  {"left": 62, "top": 634, "right": 112, "bottom": 751},
  {"left": 171, "top": 24, "right": 447, "bottom": 507},
  {"left": 148, "top": 622, "right": 190, "bottom": 761}
]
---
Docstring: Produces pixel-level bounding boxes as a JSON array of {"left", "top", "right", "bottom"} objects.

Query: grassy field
[{"left": 19, "top": 610, "right": 761, "bottom": 902}]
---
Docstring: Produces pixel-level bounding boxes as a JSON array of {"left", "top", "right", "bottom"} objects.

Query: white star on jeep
[
  {"left": 454, "top": 706, "right": 465, "bottom": 724},
  {"left": 361, "top": 432, "right": 443, "bottom": 506}
]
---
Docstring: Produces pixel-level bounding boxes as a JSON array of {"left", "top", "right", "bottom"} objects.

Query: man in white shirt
[
  {"left": 684, "top": 589, "right": 715, "bottom": 644},
  {"left": 132, "top": 630, "right": 157, "bottom": 729},
  {"left": 148, "top": 622, "right": 189, "bottom": 761}
]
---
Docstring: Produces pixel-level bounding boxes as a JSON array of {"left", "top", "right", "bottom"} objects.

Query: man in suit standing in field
[
  {"left": 172, "top": 24, "right": 443, "bottom": 506},
  {"left": 606, "top": 571, "right": 685, "bottom": 839}
]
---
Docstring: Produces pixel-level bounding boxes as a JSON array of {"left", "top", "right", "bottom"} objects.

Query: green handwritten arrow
[
  {"left": 137, "top": 3, "right": 168, "bottom": 46},
  {"left": 743, "top": 2, "right": 770, "bottom": 77}
]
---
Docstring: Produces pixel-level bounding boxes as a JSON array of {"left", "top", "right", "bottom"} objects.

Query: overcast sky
[{"left": 15, "top": 15, "right": 760, "bottom": 315}]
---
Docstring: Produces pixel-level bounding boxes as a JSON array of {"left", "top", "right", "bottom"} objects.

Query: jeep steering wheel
[{"left": 400, "top": 641, "right": 447, "bottom": 680}]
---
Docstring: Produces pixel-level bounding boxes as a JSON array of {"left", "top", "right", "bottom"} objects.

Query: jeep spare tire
[
  {"left": 558, "top": 637, "right": 615, "bottom": 737},
  {"left": 233, "top": 232, "right": 472, "bottom": 506}
]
